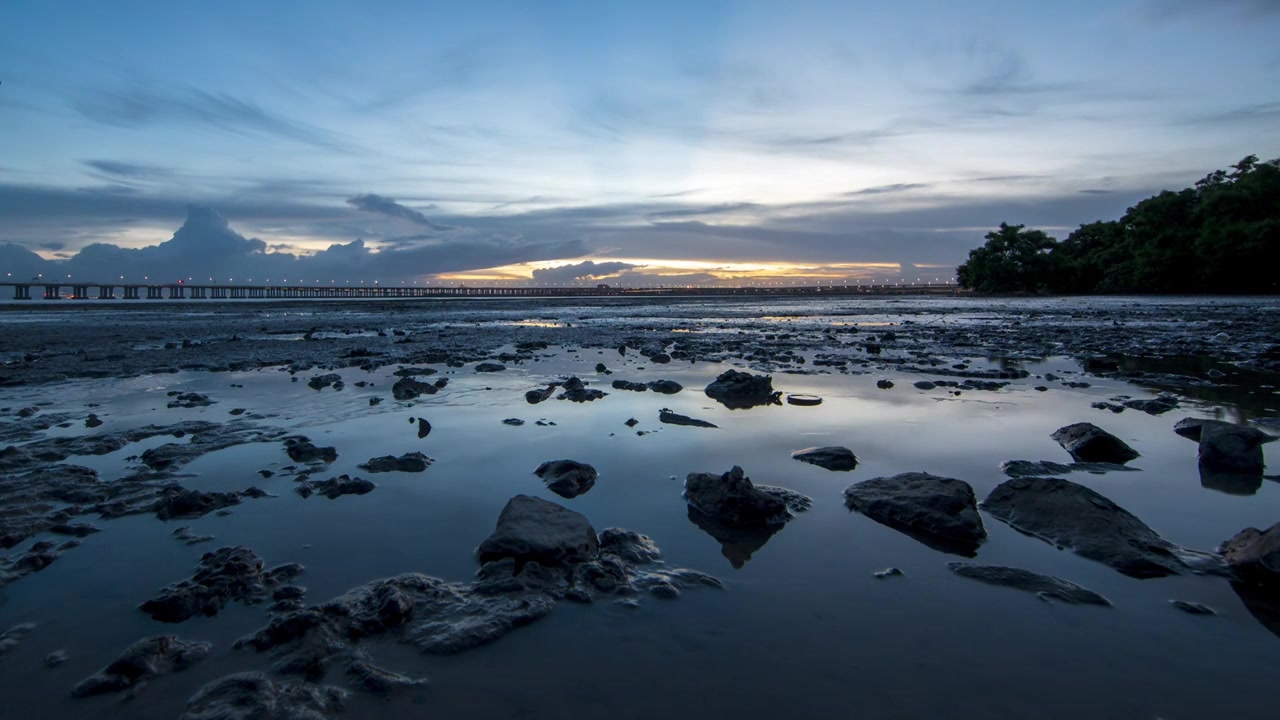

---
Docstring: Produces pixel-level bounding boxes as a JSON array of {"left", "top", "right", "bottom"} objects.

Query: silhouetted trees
[{"left": 956, "top": 155, "right": 1279, "bottom": 294}]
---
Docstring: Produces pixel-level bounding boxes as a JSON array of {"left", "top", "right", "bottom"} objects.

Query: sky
[{"left": 1, "top": 0, "right": 1277, "bottom": 286}]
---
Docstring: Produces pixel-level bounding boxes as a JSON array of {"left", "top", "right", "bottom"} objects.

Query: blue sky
[{"left": 1, "top": 0, "right": 1277, "bottom": 284}]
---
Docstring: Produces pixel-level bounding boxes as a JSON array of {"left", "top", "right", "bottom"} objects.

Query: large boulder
[
  {"left": 791, "top": 446, "right": 858, "bottom": 472},
  {"left": 476, "top": 495, "right": 599, "bottom": 568},
  {"left": 1172, "top": 417, "right": 1275, "bottom": 443},
  {"left": 704, "top": 370, "right": 777, "bottom": 408},
  {"left": 947, "top": 563, "right": 1111, "bottom": 606},
  {"left": 843, "top": 472, "right": 986, "bottom": 556},
  {"left": 535, "top": 460, "right": 598, "bottom": 499},
  {"left": 1050, "top": 422, "right": 1139, "bottom": 463},
  {"left": 392, "top": 376, "right": 437, "bottom": 401},
  {"left": 684, "top": 466, "right": 793, "bottom": 527},
  {"left": 1198, "top": 422, "right": 1272, "bottom": 473},
  {"left": 981, "top": 477, "right": 1207, "bottom": 578},
  {"left": 1220, "top": 523, "right": 1280, "bottom": 587},
  {"left": 359, "top": 452, "right": 432, "bottom": 473}
]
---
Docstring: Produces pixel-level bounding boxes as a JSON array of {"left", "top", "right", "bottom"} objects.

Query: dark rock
[
  {"left": 359, "top": 452, "right": 432, "bottom": 473},
  {"left": 1092, "top": 401, "right": 1126, "bottom": 413},
  {"left": 140, "top": 546, "right": 303, "bottom": 622},
  {"left": 535, "top": 460, "right": 598, "bottom": 499},
  {"left": 49, "top": 522, "right": 100, "bottom": 537},
  {"left": 181, "top": 672, "right": 348, "bottom": 720},
  {"left": 1171, "top": 600, "right": 1215, "bottom": 615},
  {"left": 1050, "top": 422, "right": 1139, "bottom": 464},
  {"left": 843, "top": 472, "right": 986, "bottom": 556},
  {"left": 173, "top": 526, "right": 216, "bottom": 545},
  {"left": 982, "top": 477, "right": 1211, "bottom": 578},
  {"left": 611, "top": 380, "right": 647, "bottom": 392},
  {"left": 0, "top": 623, "right": 36, "bottom": 655},
  {"left": 369, "top": 397, "right": 382, "bottom": 406},
  {"left": 85, "top": 414, "right": 103, "bottom": 428},
  {"left": 684, "top": 466, "right": 795, "bottom": 527},
  {"left": 297, "top": 475, "right": 375, "bottom": 499},
  {"left": 306, "top": 374, "right": 342, "bottom": 391},
  {"left": 525, "top": 385, "right": 556, "bottom": 404},
  {"left": 1122, "top": 397, "right": 1178, "bottom": 415},
  {"left": 947, "top": 563, "right": 1111, "bottom": 606},
  {"left": 1000, "top": 459, "right": 1140, "bottom": 478},
  {"left": 1219, "top": 523, "right": 1280, "bottom": 587},
  {"left": 72, "top": 635, "right": 212, "bottom": 698},
  {"left": 791, "top": 446, "right": 858, "bottom": 471},
  {"left": 598, "top": 528, "right": 662, "bottom": 564},
  {"left": 392, "top": 367, "right": 437, "bottom": 377},
  {"left": 502, "top": 418, "right": 525, "bottom": 426},
  {"left": 167, "top": 393, "right": 214, "bottom": 409},
  {"left": 647, "top": 380, "right": 683, "bottom": 394},
  {"left": 415, "top": 418, "right": 431, "bottom": 439},
  {"left": 873, "top": 567, "right": 903, "bottom": 579},
  {"left": 476, "top": 495, "right": 600, "bottom": 568},
  {"left": 650, "top": 353, "right": 671, "bottom": 364},
  {"left": 624, "top": 418, "right": 639, "bottom": 427},
  {"left": 391, "top": 376, "right": 437, "bottom": 401},
  {"left": 659, "top": 409, "right": 717, "bottom": 428},
  {"left": 913, "top": 380, "right": 936, "bottom": 390},
  {"left": 154, "top": 487, "right": 243, "bottom": 520},
  {"left": 704, "top": 369, "right": 777, "bottom": 408},
  {"left": 285, "top": 439, "right": 337, "bottom": 464},
  {"left": 1198, "top": 422, "right": 1272, "bottom": 473},
  {"left": 44, "top": 650, "right": 67, "bottom": 667},
  {"left": 475, "top": 362, "right": 506, "bottom": 373},
  {"left": 557, "top": 376, "right": 606, "bottom": 402}
]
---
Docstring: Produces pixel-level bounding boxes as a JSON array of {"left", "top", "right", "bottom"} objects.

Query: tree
[{"left": 956, "top": 223, "right": 1058, "bottom": 293}]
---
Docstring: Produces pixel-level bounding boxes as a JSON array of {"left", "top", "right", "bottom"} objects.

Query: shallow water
[{"left": 1, "top": 300, "right": 1278, "bottom": 720}]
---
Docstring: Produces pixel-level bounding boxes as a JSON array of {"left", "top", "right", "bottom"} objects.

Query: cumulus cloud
[
  {"left": 530, "top": 260, "right": 639, "bottom": 283},
  {"left": 347, "top": 194, "right": 453, "bottom": 231}
]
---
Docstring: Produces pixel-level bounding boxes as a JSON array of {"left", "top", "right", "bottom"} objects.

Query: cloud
[
  {"left": 82, "top": 160, "right": 174, "bottom": 179},
  {"left": 346, "top": 194, "right": 453, "bottom": 231},
  {"left": 75, "top": 87, "right": 356, "bottom": 152},
  {"left": 647, "top": 202, "right": 760, "bottom": 219},
  {"left": 1145, "top": 0, "right": 1280, "bottom": 22},
  {"left": 38, "top": 241, "right": 64, "bottom": 251},
  {"left": 530, "top": 261, "right": 639, "bottom": 283},
  {"left": 845, "top": 183, "right": 930, "bottom": 196}
]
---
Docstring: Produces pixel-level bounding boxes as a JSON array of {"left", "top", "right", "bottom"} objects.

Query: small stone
[{"left": 873, "top": 567, "right": 903, "bottom": 579}]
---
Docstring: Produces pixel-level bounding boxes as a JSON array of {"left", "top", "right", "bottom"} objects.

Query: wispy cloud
[
  {"left": 845, "top": 183, "right": 930, "bottom": 196},
  {"left": 346, "top": 193, "right": 453, "bottom": 231},
  {"left": 82, "top": 160, "right": 174, "bottom": 180}
]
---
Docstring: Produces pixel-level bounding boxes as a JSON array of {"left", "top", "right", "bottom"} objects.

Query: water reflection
[
  {"left": 1198, "top": 464, "right": 1263, "bottom": 496},
  {"left": 1231, "top": 582, "right": 1280, "bottom": 641},
  {"left": 686, "top": 507, "right": 783, "bottom": 569}
]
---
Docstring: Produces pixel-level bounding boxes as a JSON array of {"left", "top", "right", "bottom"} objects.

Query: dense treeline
[{"left": 956, "top": 155, "right": 1279, "bottom": 294}]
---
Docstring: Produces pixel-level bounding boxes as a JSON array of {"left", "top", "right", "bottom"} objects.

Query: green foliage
[{"left": 957, "top": 155, "right": 1280, "bottom": 294}]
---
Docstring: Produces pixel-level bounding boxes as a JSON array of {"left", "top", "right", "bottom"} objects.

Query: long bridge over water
[{"left": 0, "top": 280, "right": 962, "bottom": 301}]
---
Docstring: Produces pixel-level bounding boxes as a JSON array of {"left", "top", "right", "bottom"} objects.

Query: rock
[
  {"left": 49, "top": 522, "right": 100, "bottom": 537},
  {"left": 791, "top": 446, "right": 858, "bottom": 472},
  {"left": 358, "top": 452, "right": 432, "bottom": 473},
  {"left": 557, "top": 376, "right": 606, "bottom": 402},
  {"left": 297, "top": 475, "right": 375, "bottom": 499},
  {"left": 17, "top": 406, "right": 39, "bottom": 418},
  {"left": 369, "top": 397, "right": 382, "bottom": 406},
  {"left": 391, "top": 376, "right": 437, "bottom": 401},
  {"left": 502, "top": 418, "right": 525, "bottom": 426},
  {"left": 999, "top": 459, "right": 1140, "bottom": 478},
  {"left": 285, "top": 439, "right": 337, "bottom": 464},
  {"left": 704, "top": 369, "right": 778, "bottom": 408},
  {"left": 876, "top": 379, "right": 894, "bottom": 389},
  {"left": 1092, "top": 401, "right": 1126, "bottom": 413},
  {"left": 649, "top": 353, "right": 671, "bottom": 364},
  {"left": 624, "top": 418, "right": 639, "bottom": 427},
  {"left": 415, "top": 417, "right": 431, "bottom": 438},
  {"left": 525, "top": 385, "right": 556, "bottom": 404},
  {"left": 1050, "top": 422, "right": 1139, "bottom": 464},
  {"left": 72, "top": 635, "right": 212, "bottom": 698},
  {"left": 843, "top": 472, "right": 986, "bottom": 556},
  {"left": 306, "top": 374, "right": 342, "bottom": 391},
  {"left": 1219, "top": 523, "right": 1280, "bottom": 587},
  {"left": 659, "top": 409, "right": 717, "bottom": 428},
  {"left": 167, "top": 393, "right": 214, "bottom": 409},
  {"left": 85, "top": 414, "right": 103, "bottom": 428},
  {"left": 0, "top": 623, "right": 36, "bottom": 655},
  {"left": 535, "top": 460, "right": 598, "bottom": 499},
  {"left": 598, "top": 528, "right": 662, "bottom": 564},
  {"left": 154, "top": 487, "right": 244, "bottom": 520},
  {"left": 140, "top": 546, "right": 303, "bottom": 622},
  {"left": 785, "top": 394, "right": 823, "bottom": 406},
  {"left": 873, "top": 567, "right": 903, "bottom": 579},
  {"left": 173, "top": 526, "right": 216, "bottom": 545},
  {"left": 1122, "top": 397, "right": 1178, "bottom": 415},
  {"left": 44, "top": 650, "right": 67, "bottom": 667},
  {"left": 1198, "top": 422, "right": 1272, "bottom": 473},
  {"left": 913, "top": 380, "right": 936, "bottom": 390},
  {"left": 647, "top": 380, "right": 683, "bottom": 394},
  {"left": 1171, "top": 600, "right": 1215, "bottom": 615},
  {"left": 392, "top": 367, "right": 437, "bottom": 377},
  {"left": 611, "top": 380, "right": 647, "bottom": 392},
  {"left": 475, "top": 362, "right": 506, "bottom": 373},
  {"left": 476, "top": 495, "right": 600, "bottom": 568},
  {"left": 684, "top": 466, "right": 794, "bottom": 527},
  {"left": 181, "top": 672, "right": 348, "bottom": 720},
  {"left": 982, "top": 477, "right": 1209, "bottom": 578},
  {"left": 947, "top": 563, "right": 1111, "bottom": 606}
]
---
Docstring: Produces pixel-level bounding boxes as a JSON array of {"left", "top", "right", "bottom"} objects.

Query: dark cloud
[
  {"left": 1078, "top": 189, "right": 1113, "bottom": 195},
  {"left": 1182, "top": 101, "right": 1280, "bottom": 126},
  {"left": 647, "top": 202, "right": 760, "bottom": 219},
  {"left": 74, "top": 87, "right": 356, "bottom": 153},
  {"left": 347, "top": 194, "right": 453, "bottom": 231},
  {"left": 38, "top": 241, "right": 64, "bottom": 251},
  {"left": 82, "top": 160, "right": 173, "bottom": 179},
  {"left": 845, "top": 183, "right": 930, "bottom": 196},
  {"left": 530, "top": 261, "right": 639, "bottom": 283}
]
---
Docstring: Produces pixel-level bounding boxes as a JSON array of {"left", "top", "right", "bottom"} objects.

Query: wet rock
[
  {"left": 475, "top": 362, "right": 506, "bottom": 373},
  {"left": 947, "top": 563, "right": 1111, "bottom": 606},
  {"left": 476, "top": 495, "right": 600, "bottom": 567},
  {"left": 624, "top": 418, "right": 639, "bottom": 427},
  {"left": 999, "top": 459, "right": 1140, "bottom": 478},
  {"left": 181, "top": 672, "right": 348, "bottom": 720},
  {"left": 1122, "top": 397, "right": 1178, "bottom": 415},
  {"left": 71, "top": 635, "right": 211, "bottom": 698},
  {"left": 0, "top": 623, "right": 36, "bottom": 655},
  {"left": 297, "top": 475, "right": 375, "bottom": 499},
  {"left": 611, "top": 380, "right": 647, "bottom": 392},
  {"left": 306, "top": 373, "right": 342, "bottom": 391},
  {"left": 44, "top": 650, "right": 67, "bottom": 667},
  {"left": 154, "top": 487, "right": 244, "bottom": 520},
  {"left": 1091, "top": 401, "right": 1126, "bottom": 413},
  {"left": 598, "top": 528, "right": 662, "bottom": 564},
  {"left": 502, "top": 418, "right": 525, "bottom": 426},
  {"left": 647, "top": 380, "right": 683, "bottom": 394},
  {"left": 1171, "top": 600, "right": 1215, "bottom": 615},
  {"left": 557, "top": 376, "right": 606, "bottom": 402},
  {"left": 167, "top": 393, "right": 214, "bottom": 409},
  {"left": 873, "top": 567, "right": 903, "bottom": 579},
  {"left": 982, "top": 477, "right": 1209, "bottom": 578},
  {"left": 1051, "top": 422, "right": 1140, "bottom": 464},
  {"left": 649, "top": 353, "right": 672, "bottom": 364},
  {"left": 392, "top": 367, "right": 437, "bottom": 377},
  {"left": 140, "top": 546, "right": 303, "bottom": 623},
  {"left": 684, "top": 466, "right": 796, "bottom": 528},
  {"left": 791, "top": 446, "right": 858, "bottom": 472},
  {"left": 414, "top": 417, "right": 431, "bottom": 438},
  {"left": 84, "top": 414, "right": 103, "bottom": 428},
  {"left": 173, "top": 526, "right": 216, "bottom": 545},
  {"left": 843, "top": 472, "right": 986, "bottom": 556},
  {"left": 17, "top": 406, "right": 39, "bottom": 418},
  {"left": 1219, "top": 523, "right": 1280, "bottom": 587},
  {"left": 359, "top": 452, "right": 431, "bottom": 473},
  {"left": 1198, "top": 422, "right": 1272, "bottom": 473},
  {"left": 913, "top": 380, "right": 937, "bottom": 390},
  {"left": 285, "top": 439, "right": 338, "bottom": 464},
  {"left": 369, "top": 397, "right": 382, "bottom": 406},
  {"left": 659, "top": 409, "right": 717, "bottom": 428},
  {"left": 525, "top": 385, "right": 556, "bottom": 404},
  {"left": 391, "top": 376, "right": 437, "bottom": 401},
  {"left": 704, "top": 369, "right": 778, "bottom": 408},
  {"left": 49, "top": 522, "right": 100, "bottom": 537},
  {"left": 535, "top": 460, "right": 598, "bottom": 499}
]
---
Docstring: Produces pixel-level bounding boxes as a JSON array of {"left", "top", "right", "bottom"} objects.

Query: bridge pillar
[
  {"left": 43, "top": 285, "right": 61, "bottom": 299},
  {"left": 13, "top": 285, "right": 31, "bottom": 300},
  {"left": 71, "top": 286, "right": 89, "bottom": 300},
  {"left": 168, "top": 286, "right": 184, "bottom": 299},
  {"left": 97, "top": 286, "right": 116, "bottom": 299},
  {"left": 123, "top": 286, "right": 140, "bottom": 299}
]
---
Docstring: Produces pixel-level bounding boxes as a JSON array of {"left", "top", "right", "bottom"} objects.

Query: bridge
[{"left": 0, "top": 281, "right": 962, "bottom": 301}]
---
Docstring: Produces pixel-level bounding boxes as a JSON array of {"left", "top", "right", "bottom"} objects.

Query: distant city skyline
[{"left": 2, "top": 0, "right": 1277, "bottom": 284}]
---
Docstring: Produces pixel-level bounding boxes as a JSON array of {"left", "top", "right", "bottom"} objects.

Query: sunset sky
[{"left": 1, "top": 0, "right": 1276, "bottom": 285}]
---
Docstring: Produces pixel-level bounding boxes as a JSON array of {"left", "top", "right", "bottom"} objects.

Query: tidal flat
[{"left": 1, "top": 295, "right": 1278, "bottom": 720}]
